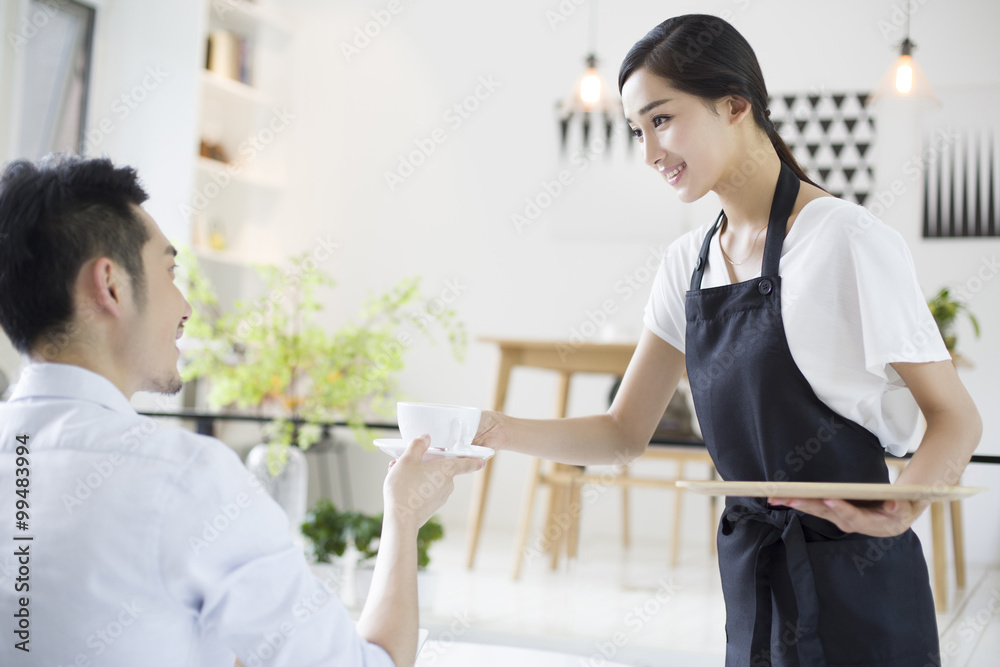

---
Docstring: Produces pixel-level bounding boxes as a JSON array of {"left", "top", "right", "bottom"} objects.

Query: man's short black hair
[{"left": 0, "top": 154, "right": 150, "bottom": 356}]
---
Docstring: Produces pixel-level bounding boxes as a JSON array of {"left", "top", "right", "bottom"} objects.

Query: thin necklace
[{"left": 720, "top": 220, "right": 768, "bottom": 265}]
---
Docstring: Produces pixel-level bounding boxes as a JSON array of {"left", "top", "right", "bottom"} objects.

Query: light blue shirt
[{"left": 0, "top": 363, "right": 394, "bottom": 666}]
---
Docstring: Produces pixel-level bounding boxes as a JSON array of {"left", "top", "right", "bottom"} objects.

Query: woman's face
[{"left": 621, "top": 68, "right": 738, "bottom": 203}]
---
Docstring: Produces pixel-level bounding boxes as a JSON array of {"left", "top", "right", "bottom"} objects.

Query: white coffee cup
[{"left": 397, "top": 402, "right": 482, "bottom": 451}]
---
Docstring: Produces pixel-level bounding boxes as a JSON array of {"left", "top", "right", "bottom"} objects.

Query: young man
[{"left": 0, "top": 155, "right": 482, "bottom": 666}]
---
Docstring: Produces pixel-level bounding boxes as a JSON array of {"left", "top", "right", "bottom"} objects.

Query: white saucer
[{"left": 373, "top": 438, "right": 495, "bottom": 461}]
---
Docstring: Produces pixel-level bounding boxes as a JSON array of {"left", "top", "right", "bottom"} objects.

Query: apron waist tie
[{"left": 724, "top": 503, "right": 828, "bottom": 666}]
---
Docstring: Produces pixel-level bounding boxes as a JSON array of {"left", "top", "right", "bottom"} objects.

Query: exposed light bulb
[
  {"left": 580, "top": 68, "right": 601, "bottom": 106},
  {"left": 895, "top": 55, "right": 914, "bottom": 94}
]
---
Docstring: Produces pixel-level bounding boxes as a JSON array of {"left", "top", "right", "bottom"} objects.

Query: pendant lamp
[
  {"left": 869, "top": 3, "right": 938, "bottom": 103},
  {"left": 555, "top": 0, "right": 625, "bottom": 154}
]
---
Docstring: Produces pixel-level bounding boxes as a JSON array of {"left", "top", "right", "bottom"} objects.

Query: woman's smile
[{"left": 660, "top": 161, "right": 687, "bottom": 184}]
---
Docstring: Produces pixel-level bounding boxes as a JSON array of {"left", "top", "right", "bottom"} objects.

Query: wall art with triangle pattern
[{"left": 768, "top": 92, "right": 875, "bottom": 207}]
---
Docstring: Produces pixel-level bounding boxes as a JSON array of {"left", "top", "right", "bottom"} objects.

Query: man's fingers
[
  {"left": 449, "top": 457, "right": 486, "bottom": 475},
  {"left": 398, "top": 434, "right": 431, "bottom": 463}
]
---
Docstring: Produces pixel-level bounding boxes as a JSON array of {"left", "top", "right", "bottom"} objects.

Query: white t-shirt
[{"left": 643, "top": 197, "right": 950, "bottom": 456}]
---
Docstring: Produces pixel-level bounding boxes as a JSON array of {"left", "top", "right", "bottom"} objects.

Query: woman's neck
[{"left": 714, "top": 144, "right": 783, "bottom": 232}]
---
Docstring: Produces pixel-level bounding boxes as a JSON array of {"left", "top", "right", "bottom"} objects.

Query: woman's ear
[{"left": 723, "top": 95, "right": 754, "bottom": 125}]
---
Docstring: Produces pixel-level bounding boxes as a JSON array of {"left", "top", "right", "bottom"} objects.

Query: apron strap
[
  {"left": 689, "top": 161, "right": 800, "bottom": 290},
  {"left": 761, "top": 162, "right": 801, "bottom": 278},
  {"left": 725, "top": 503, "right": 829, "bottom": 666},
  {"left": 690, "top": 210, "right": 725, "bottom": 291}
]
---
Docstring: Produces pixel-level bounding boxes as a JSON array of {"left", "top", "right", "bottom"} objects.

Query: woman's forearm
[
  {"left": 495, "top": 411, "right": 646, "bottom": 466},
  {"left": 895, "top": 405, "right": 982, "bottom": 488},
  {"left": 890, "top": 360, "right": 982, "bottom": 489}
]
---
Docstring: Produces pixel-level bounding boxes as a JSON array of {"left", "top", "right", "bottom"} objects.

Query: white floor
[{"left": 406, "top": 527, "right": 1000, "bottom": 667}]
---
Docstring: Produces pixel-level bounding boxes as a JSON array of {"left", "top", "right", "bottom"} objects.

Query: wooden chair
[{"left": 509, "top": 440, "right": 718, "bottom": 579}]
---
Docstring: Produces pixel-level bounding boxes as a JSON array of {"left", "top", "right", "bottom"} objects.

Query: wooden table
[{"left": 464, "top": 338, "right": 639, "bottom": 569}]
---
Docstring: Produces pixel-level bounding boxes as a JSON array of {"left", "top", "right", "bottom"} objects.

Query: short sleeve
[
  {"left": 643, "top": 236, "right": 698, "bottom": 353},
  {"left": 845, "top": 211, "right": 951, "bottom": 377},
  {"left": 159, "top": 438, "right": 395, "bottom": 667}
]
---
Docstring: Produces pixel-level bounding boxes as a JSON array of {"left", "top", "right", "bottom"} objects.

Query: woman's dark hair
[
  {"left": 618, "top": 14, "right": 820, "bottom": 188},
  {"left": 0, "top": 154, "right": 150, "bottom": 356}
]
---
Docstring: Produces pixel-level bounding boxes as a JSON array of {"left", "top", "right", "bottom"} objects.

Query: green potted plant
[
  {"left": 927, "top": 287, "right": 980, "bottom": 355},
  {"left": 177, "top": 249, "right": 466, "bottom": 529},
  {"left": 301, "top": 498, "right": 445, "bottom": 608}
]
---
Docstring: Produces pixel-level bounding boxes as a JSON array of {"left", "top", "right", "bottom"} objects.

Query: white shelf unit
[{"left": 189, "top": 0, "right": 294, "bottom": 265}]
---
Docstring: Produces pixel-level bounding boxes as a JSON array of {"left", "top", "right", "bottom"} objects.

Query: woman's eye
[
  {"left": 630, "top": 126, "right": 643, "bottom": 139},
  {"left": 652, "top": 115, "right": 672, "bottom": 127}
]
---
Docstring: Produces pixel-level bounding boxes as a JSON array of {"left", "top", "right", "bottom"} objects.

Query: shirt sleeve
[
  {"left": 643, "top": 236, "right": 695, "bottom": 353},
  {"left": 158, "top": 438, "right": 395, "bottom": 667},
  {"left": 844, "top": 210, "right": 951, "bottom": 377}
]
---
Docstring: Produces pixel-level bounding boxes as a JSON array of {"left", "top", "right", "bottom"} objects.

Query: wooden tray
[{"left": 676, "top": 480, "right": 987, "bottom": 502}]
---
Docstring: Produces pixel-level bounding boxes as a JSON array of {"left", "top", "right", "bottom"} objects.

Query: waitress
[{"left": 472, "top": 14, "right": 982, "bottom": 667}]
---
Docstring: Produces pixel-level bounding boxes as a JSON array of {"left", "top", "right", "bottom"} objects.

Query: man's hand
[
  {"left": 768, "top": 497, "right": 929, "bottom": 537},
  {"left": 383, "top": 435, "right": 485, "bottom": 529}
]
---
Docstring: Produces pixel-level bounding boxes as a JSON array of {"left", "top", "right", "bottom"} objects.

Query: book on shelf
[{"left": 205, "top": 29, "right": 254, "bottom": 85}]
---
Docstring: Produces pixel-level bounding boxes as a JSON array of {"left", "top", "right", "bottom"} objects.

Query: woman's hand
[
  {"left": 767, "top": 497, "right": 929, "bottom": 537},
  {"left": 472, "top": 410, "right": 509, "bottom": 451}
]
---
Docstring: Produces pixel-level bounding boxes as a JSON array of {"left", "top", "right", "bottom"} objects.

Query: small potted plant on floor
[{"left": 301, "top": 499, "right": 444, "bottom": 609}]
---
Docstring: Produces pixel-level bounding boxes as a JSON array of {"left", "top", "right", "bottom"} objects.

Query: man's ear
[{"left": 88, "top": 257, "right": 128, "bottom": 318}]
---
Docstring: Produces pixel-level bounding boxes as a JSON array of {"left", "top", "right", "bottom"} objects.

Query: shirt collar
[{"left": 8, "top": 363, "right": 136, "bottom": 416}]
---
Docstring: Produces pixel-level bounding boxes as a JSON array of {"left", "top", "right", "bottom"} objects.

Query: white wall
[{"left": 277, "top": 0, "right": 1000, "bottom": 568}]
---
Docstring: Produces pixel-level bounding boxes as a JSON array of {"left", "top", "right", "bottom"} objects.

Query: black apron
[{"left": 685, "top": 163, "right": 940, "bottom": 666}]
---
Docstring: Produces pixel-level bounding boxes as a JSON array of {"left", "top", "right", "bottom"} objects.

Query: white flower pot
[{"left": 245, "top": 443, "right": 309, "bottom": 531}]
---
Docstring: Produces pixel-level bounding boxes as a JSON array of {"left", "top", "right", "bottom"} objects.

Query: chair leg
[
  {"left": 930, "top": 501, "right": 948, "bottom": 613},
  {"left": 548, "top": 473, "right": 570, "bottom": 570},
  {"left": 621, "top": 465, "right": 631, "bottom": 549},
  {"left": 950, "top": 499, "right": 966, "bottom": 588},
  {"left": 512, "top": 457, "right": 544, "bottom": 580},
  {"left": 567, "top": 480, "right": 582, "bottom": 561},
  {"left": 465, "top": 456, "right": 495, "bottom": 569},
  {"left": 671, "top": 460, "right": 686, "bottom": 567}
]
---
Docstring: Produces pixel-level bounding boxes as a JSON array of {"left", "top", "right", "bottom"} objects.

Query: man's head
[{"left": 0, "top": 154, "right": 191, "bottom": 396}]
